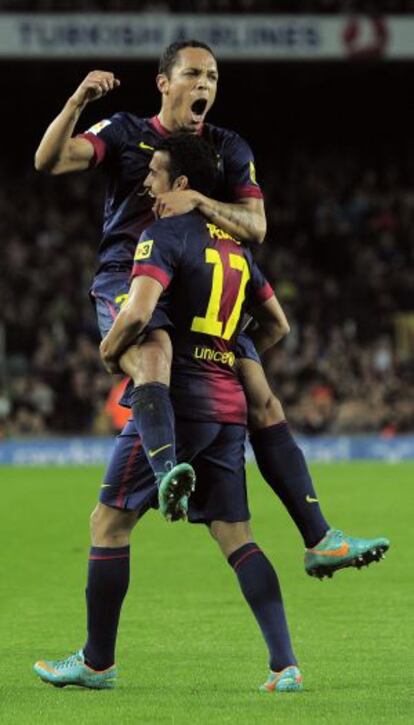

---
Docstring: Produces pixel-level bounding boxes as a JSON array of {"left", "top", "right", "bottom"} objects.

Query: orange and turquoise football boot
[
  {"left": 33, "top": 650, "right": 116, "bottom": 689},
  {"left": 305, "top": 529, "right": 390, "bottom": 579},
  {"left": 260, "top": 665, "right": 303, "bottom": 693}
]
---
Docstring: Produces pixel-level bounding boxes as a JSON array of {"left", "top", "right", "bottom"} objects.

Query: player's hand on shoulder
[
  {"left": 70, "top": 70, "right": 121, "bottom": 107},
  {"left": 153, "top": 190, "right": 200, "bottom": 219}
]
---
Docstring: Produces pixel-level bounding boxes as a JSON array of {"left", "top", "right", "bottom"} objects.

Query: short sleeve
[
  {"left": 131, "top": 220, "right": 183, "bottom": 290},
  {"left": 223, "top": 132, "right": 263, "bottom": 202},
  {"left": 247, "top": 259, "right": 274, "bottom": 308},
  {"left": 76, "top": 112, "right": 126, "bottom": 167}
]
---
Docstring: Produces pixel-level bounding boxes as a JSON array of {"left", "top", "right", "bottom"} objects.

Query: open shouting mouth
[{"left": 190, "top": 98, "right": 208, "bottom": 124}]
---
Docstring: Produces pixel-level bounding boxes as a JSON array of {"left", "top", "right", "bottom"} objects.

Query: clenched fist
[{"left": 70, "top": 70, "right": 120, "bottom": 108}]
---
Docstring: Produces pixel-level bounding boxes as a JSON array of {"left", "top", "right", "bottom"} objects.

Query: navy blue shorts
[
  {"left": 100, "top": 418, "right": 249, "bottom": 524},
  {"left": 91, "top": 271, "right": 173, "bottom": 338},
  {"left": 91, "top": 271, "right": 173, "bottom": 409}
]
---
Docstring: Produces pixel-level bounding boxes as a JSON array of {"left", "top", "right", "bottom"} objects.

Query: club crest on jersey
[
  {"left": 87, "top": 119, "right": 111, "bottom": 136},
  {"left": 134, "top": 240, "right": 154, "bottom": 260}
]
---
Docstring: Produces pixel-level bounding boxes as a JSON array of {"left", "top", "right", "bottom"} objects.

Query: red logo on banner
[{"left": 343, "top": 16, "right": 388, "bottom": 59}]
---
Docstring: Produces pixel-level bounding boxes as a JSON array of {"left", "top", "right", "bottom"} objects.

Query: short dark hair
[
  {"left": 156, "top": 133, "right": 218, "bottom": 196},
  {"left": 158, "top": 40, "right": 217, "bottom": 78}
]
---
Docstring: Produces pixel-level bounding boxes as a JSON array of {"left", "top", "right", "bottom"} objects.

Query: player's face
[
  {"left": 158, "top": 48, "right": 218, "bottom": 132},
  {"left": 144, "top": 151, "right": 173, "bottom": 197}
]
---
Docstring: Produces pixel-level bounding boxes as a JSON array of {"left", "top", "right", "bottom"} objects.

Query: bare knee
[
  {"left": 209, "top": 521, "right": 253, "bottom": 559},
  {"left": 90, "top": 503, "right": 138, "bottom": 547}
]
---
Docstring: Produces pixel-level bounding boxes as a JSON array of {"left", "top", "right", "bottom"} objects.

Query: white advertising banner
[{"left": 0, "top": 14, "right": 411, "bottom": 60}]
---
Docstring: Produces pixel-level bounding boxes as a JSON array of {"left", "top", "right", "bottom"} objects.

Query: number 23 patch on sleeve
[{"left": 134, "top": 240, "right": 154, "bottom": 260}]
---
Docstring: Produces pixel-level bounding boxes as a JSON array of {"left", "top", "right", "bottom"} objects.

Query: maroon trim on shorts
[
  {"left": 116, "top": 438, "right": 142, "bottom": 508},
  {"left": 105, "top": 299, "right": 118, "bottom": 320}
]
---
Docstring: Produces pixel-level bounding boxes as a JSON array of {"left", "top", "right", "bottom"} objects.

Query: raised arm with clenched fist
[
  {"left": 70, "top": 70, "right": 121, "bottom": 107},
  {"left": 35, "top": 70, "right": 120, "bottom": 175}
]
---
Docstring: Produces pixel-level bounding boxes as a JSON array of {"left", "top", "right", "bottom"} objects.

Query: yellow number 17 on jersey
[{"left": 191, "top": 248, "right": 250, "bottom": 341}]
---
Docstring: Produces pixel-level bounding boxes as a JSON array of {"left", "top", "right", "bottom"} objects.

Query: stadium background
[
  {"left": 2, "top": 3, "right": 414, "bottom": 452},
  {"left": 0, "top": 4, "right": 413, "bottom": 725}
]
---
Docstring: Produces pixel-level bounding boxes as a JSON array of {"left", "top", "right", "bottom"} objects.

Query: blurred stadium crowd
[
  {"left": 2, "top": 146, "right": 414, "bottom": 437},
  {"left": 1, "top": 0, "right": 414, "bottom": 15}
]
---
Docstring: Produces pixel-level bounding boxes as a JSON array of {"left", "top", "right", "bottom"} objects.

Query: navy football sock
[
  {"left": 228, "top": 543, "right": 297, "bottom": 672},
  {"left": 83, "top": 546, "right": 130, "bottom": 670},
  {"left": 130, "top": 382, "right": 176, "bottom": 481},
  {"left": 250, "top": 422, "right": 329, "bottom": 549}
]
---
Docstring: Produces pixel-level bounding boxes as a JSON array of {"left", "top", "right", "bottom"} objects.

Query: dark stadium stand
[
  {"left": 2, "top": 143, "right": 414, "bottom": 436},
  {"left": 1, "top": 29, "right": 413, "bottom": 438}
]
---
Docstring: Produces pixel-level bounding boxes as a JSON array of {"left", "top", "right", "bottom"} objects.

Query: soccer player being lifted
[
  {"left": 35, "top": 40, "right": 389, "bottom": 579},
  {"left": 34, "top": 133, "right": 303, "bottom": 693}
]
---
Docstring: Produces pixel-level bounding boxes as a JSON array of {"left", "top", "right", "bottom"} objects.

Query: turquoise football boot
[
  {"left": 158, "top": 463, "right": 196, "bottom": 522},
  {"left": 33, "top": 650, "right": 116, "bottom": 689},
  {"left": 305, "top": 529, "right": 390, "bottom": 579},
  {"left": 260, "top": 666, "right": 303, "bottom": 693}
]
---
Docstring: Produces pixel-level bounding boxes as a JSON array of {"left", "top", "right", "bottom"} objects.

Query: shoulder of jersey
[
  {"left": 110, "top": 111, "right": 147, "bottom": 131},
  {"left": 204, "top": 122, "right": 241, "bottom": 146},
  {"left": 143, "top": 215, "right": 181, "bottom": 236},
  {"left": 149, "top": 212, "right": 203, "bottom": 238},
  {"left": 159, "top": 212, "right": 199, "bottom": 230}
]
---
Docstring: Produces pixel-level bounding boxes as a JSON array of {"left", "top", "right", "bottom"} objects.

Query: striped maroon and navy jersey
[
  {"left": 131, "top": 211, "right": 273, "bottom": 425},
  {"left": 79, "top": 113, "right": 263, "bottom": 277}
]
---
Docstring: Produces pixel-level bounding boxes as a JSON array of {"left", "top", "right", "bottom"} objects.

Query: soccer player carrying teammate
[
  {"left": 34, "top": 40, "right": 389, "bottom": 578},
  {"left": 34, "top": 134, "right": 303, "bottom": 693}
]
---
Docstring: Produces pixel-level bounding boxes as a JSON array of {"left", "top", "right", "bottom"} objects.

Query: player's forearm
[
  {"left": 195, "top": 195, "right": 266, "bottom": 245},
  {"left": 34, "top": 97, "right": 86, "bottom": 174},
  {"left": 249, "top": 321, "right": 290, "bottom": 355}
]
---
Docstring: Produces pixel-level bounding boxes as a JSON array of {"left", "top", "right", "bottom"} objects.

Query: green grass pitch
[{"left": 0, "top": 462, "right": 412, "bottom": 724}]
